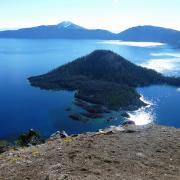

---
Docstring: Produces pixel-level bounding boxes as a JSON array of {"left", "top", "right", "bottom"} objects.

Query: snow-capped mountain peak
[{"left": 57, "top": 21, "right": 85, "bottom": 30}]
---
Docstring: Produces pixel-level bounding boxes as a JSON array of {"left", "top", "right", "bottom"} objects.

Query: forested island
[{"left": 28, "top": 50, "right": 180, "bottom": 113}]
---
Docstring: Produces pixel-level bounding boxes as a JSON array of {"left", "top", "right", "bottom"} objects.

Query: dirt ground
[{"left": 0, "top": 125, "right": 180, "bottom": 180}]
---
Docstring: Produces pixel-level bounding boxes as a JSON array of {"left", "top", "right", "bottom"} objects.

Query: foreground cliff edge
[{"left": 0, "top": 125, "right": 180, "bottom": 180}]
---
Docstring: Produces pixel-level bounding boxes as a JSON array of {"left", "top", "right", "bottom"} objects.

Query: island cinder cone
[{"left": 28, "top": 50, "right": 180, "bottom": 110}]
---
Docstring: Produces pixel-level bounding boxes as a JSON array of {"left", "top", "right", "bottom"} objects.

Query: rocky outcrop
[{"left": 0, "top": 141, "right": 10, "bottom": 154}]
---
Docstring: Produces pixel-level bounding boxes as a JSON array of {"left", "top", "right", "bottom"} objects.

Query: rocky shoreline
[
  {"left": 68, "top": 97, "right": 135, "bottom": 123},
  {"left": 0, "top": 124, "right": 180, "bottom": 180}
]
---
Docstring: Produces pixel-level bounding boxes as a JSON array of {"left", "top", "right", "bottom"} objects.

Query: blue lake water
[{"left": 0, "top": 39, "right": 180, "bottom": 140}]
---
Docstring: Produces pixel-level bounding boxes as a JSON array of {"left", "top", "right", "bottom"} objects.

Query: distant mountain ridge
[
  {"left": 0, "top": 21, "right": 115, "bottom": 39},
  {"left": 0, "top": 22, "right": 180, "bottom": 46},
  {"left": 118, "top": 25, "right": 180, "bottom": 45}
]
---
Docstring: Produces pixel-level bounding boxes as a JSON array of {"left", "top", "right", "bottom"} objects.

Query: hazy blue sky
[{"left": 0, "top": 0, "right": 180, "bottom": 32}]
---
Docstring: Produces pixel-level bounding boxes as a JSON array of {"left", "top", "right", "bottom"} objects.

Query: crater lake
[{"left": 0, "top": 39, "right": 180, "bottom": 140}]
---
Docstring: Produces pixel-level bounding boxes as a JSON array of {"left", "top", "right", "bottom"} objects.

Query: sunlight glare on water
[
  {"left": 99, "top": 40, "right": 164, "bottom": 47},
  {"left": 140, "top": 58, "right": 180, "bottom": 73},
  {"left": 127, "top": 96, "right": 154, "bottom": 126}
]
